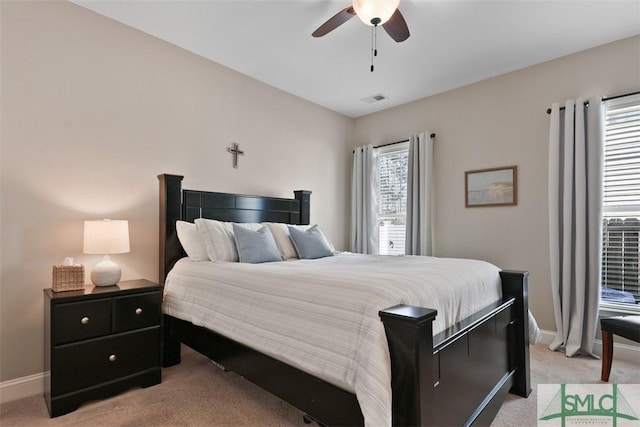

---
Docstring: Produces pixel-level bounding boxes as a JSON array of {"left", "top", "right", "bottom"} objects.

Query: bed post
[
  {"left": 499, "top": 270, "right": 531, "bottom": 398},
  {"left": 158, "top": 174, "right": 184, "bottom": 285},
  {"left": 158, "top": 174, "right": 184, "bottom": 367},
  {"left": 294, "top": 190, "right": 311, "bottom": 225},
  {"left": 379, "top": 305, "right": 438, "bottom": 426}
]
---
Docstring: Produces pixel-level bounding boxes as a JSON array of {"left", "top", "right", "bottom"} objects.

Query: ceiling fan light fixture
[{"left": 353, "top": 0, "right": 400, "bottom": 26}]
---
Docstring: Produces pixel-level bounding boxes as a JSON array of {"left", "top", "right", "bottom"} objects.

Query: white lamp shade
[
  {"left": 83, "top": 219, "right": 130, "bottom": 255},
  {"left": 353, "top": 0, "right": 400, "bottom": 26}
]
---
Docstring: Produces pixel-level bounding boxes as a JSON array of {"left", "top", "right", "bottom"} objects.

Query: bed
[{"left": 158, "top": 173, "right": 531, "bottom": 426}]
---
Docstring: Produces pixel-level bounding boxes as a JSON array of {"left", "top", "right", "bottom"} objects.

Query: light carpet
[{"left": 2, "top": 344, "right": 638, "bottom": 426}]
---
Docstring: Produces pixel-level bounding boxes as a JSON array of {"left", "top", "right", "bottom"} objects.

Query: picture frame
[{"left": 465, "top": 166, "right": 517, "bottom": 207}]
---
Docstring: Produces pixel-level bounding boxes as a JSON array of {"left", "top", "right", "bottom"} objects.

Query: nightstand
[{"left": 44, "top": 279, "right": 162, "bottom": 417}]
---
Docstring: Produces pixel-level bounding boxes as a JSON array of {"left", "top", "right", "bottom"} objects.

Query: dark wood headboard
[{"left": 158, "top": 174, "right": 311, "bottom": 284}]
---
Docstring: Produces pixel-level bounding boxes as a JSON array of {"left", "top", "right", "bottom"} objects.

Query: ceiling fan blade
[
  {"left": 382, "top": 8, "right": 410, "bottom": 42},
  {"left": 312, "top": 6, "right": 356, "bottom": 37}
]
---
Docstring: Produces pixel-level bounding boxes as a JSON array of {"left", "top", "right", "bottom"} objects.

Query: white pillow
[
  {"left": 176, "top": 221, "right": 209, "bottom": 261},
  {"left": 264, "top": 223, "right": 299, "bottom": 259},
  {"left": 195, "top": 218, "right": 261, "bottom": 262},
  {"left": 264, "top": 223, "right": 335, "bottom": 260}
]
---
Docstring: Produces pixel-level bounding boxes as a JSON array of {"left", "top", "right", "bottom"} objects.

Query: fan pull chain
[{"left": 370, "top": 24, "right": 378, "bottom": 72}]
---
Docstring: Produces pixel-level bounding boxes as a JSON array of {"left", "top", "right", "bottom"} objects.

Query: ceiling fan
[{"left": 312, "top": 0, "right": 410, "bottom": 43}]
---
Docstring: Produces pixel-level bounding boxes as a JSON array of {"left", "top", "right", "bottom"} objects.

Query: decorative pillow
[
  {"left": 288, "top": 225, "right": 334, "bottom": 259},
  {"left": 265, "top": 223, "right": 336, "bottom": 260},
  {"left": 195, "top": 219, "right": 261, "bottom": 262},
  {"left": 176, "top": 221, "right": 209, "bottom": 261},
  {"left": 232, "top": 224, "right": 282, "bottom": 263},
  {"left": 264, "top": 223, "right": 300, "bottom": 259}
]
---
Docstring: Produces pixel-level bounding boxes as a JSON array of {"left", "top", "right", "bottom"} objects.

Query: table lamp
[{"left": 83, "top": 219, "right": 130, "bottom": 286}]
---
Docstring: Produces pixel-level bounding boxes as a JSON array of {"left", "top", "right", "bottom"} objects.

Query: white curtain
[
  {"left": 405, "top": 132, "right": 434, "bottom": 256},
  {"left": 548, "top": 96, "right": 603, "bottom": 357},
  {"left": 351, "top": 144, "right": 378, "bottom": 254}
]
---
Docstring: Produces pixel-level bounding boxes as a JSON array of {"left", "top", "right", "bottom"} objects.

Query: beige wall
[
  {"left": 352, "top": 35, "right": 640, "bottom": 333},
  {"left": 0, "top": 1, "right": 352, "bottom": 382}
]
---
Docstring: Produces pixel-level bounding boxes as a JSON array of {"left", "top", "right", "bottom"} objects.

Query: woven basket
[{"left": 52, "top": 265, "right": 85, "bottom": 292}]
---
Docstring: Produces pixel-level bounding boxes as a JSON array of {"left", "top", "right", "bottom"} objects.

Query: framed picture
[{"left": 465, "top": 166, "right": 517, "bottom": 207}]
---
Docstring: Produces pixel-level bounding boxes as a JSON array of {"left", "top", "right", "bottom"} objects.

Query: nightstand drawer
[
  {"left": 52, "top": 327, "right": 160, "bottom": 395},
  {"left": 53, "top": 299, "right": 111, "bottom": 345},
  {"left": 113, "top": 291, "right": 161, "bottom": 333}
]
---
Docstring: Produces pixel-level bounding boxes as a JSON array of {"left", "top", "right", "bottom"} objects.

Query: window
[
  {"left": 377, "top": 142, "right": 409, "bottom": 255},
  {"left": 601, "top": 93, "right": 640, "bottom": 310}
]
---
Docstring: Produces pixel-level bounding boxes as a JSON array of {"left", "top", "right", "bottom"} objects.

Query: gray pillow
[
  {"left": 288, "top": 225, "right": 334, "bottom": 259},
  {"left": 232, "top": 224, "right": 282, "bottom": 263}
]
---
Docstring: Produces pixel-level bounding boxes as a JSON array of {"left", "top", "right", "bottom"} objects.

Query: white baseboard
[
  {"left": 1, "top": 333, "right": 637, "bottom": 405},
  {"left": 539, "top": 329, "right": 640, "bottom": 363},
  {"left": 0, "top": 371, "right": 47, "bottom": 405}
]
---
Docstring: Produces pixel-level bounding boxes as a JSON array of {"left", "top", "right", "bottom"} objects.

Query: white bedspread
[{"left": 163, "top": 253, "right": 502, "bottom": 427}]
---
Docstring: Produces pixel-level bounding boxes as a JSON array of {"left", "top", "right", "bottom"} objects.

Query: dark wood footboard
[
  {"left": 158, "top": 173, "right": 531, "bottom": 426},
  {"left": 379, "top": 270, "right": 530, "bottom": 426}
]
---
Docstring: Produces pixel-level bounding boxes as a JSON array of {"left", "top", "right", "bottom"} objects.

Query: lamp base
[{"left": 90, "top": 255, "right": 122, "bottom": 287}]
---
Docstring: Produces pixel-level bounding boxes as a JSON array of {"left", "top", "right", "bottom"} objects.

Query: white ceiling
[{"left": 71, "top": 0, "right": 640, "bottom": 118}]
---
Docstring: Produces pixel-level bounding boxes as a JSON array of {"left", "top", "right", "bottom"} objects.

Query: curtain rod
[
  {"left": 375, "top": 133, "right": 436, "bottom": 149},
  {"left": 352, "top": 133, "right": 436, "bottom": 153},
  {"left": 545, "top": 90, "right": 640, "bottom": 114}
]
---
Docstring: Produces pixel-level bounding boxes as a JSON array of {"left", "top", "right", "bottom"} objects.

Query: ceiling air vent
[{"left": 361, "top": 93, "right": 388, "bottom": 104}]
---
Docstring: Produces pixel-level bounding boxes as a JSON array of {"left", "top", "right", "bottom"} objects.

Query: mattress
[{"left": 162, "top": 253, "right": 502, "bottom": 426}]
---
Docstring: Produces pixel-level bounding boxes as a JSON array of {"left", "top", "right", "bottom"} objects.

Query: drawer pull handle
[
  {"left": 109, "top": 354, "right": 117, "bottom": 362},
  {"left": 135, "top": 308, "right": 143, "bottom": 315},
  {"left": 80, "top": 317, "right": 90, "bottom": 325}
]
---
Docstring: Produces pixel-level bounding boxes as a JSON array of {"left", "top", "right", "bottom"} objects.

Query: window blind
[
  {"left": 602, "top": 94, "right": 640, "bottom": 305},
  {"left": 377, "top": 142, "right": 409, "bottom": 255}
]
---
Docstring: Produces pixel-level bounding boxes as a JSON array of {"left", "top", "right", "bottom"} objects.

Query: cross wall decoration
[{"left": 227, "top": 142, "right": 244, "bottom": 168}]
